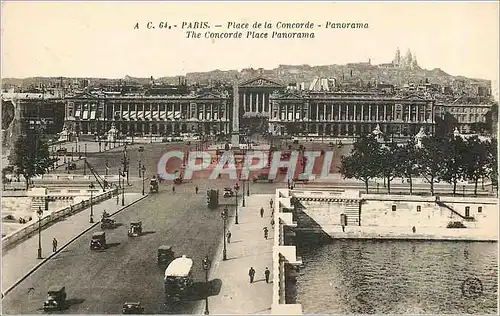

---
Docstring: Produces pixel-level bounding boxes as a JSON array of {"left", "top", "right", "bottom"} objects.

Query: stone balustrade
[
  {"left": 2, "top": 188, "right": 118, "bottom": 250},
  {"left": 271, "top": 188, "right": 303, "bottom": 315}
]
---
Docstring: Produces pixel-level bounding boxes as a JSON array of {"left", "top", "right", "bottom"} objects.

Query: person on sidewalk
[
  {"left": 52, "top": 238, "right": 58, "bottom": 253},
  {"left": 248, "top": 267, "right": 256, "bottom": 283},
  {"left": 269, "top": 199, "right": 273, "bottom": 208},
  {"left": 263, "top": 227, "right": 268, "bottom": 240},
  {"left": 264, "top": 267, "right": 271, "bottom": 283},
  {"left": 412, "top": 226, "right": 416, "bottom": 233},
  {"left": 260, "top": 207, "right": 264, "bottom": 218},
  {"left": 172, "top": 185, "right": 175, "bottom": 193},
  {"left": 341, "top": 224, "right": 345, "bottom": 233},
  {"left": 226, "top": 230, "right": 232, "bottom": 243},
  {"left": 195, "top": 186, "right": 199, "bottom": 194}
]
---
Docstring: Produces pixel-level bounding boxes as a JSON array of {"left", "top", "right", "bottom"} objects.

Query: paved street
[
  {"left": 2, "top": 157, "right": 284, "bottom": 314},
  {"left": 2, "top": 193, "right": 143, "bottom": 292}
]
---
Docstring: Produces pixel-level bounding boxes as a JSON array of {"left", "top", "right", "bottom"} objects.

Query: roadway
[{"left": 2, "top": 175, "right": 285, "bottom": 314}]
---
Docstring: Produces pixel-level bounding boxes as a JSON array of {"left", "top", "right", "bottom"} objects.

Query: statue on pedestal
[
  {"left": 58, "top": 126, "right": 70, "bottom": 142},
  {"left": 372, "top": 124, "right": 383, "bottom": 141},
  {"left": 107, "top": 123, "right": 118, "bottom": 142},
  {"left": 415, "top": 126, "right": 427, "bottom": 148}
]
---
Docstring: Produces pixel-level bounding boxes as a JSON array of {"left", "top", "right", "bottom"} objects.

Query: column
[
  {"left": 361, "top": 105, "right": 364, "bottom": 121},
  {"left": 368, "top": 106, "right": 372, "bottom": 121},
  {"left": 250, "top": 93, "right": 254, "bottom": 112},
  {"left": 243, "top": 93, "right": 247, "bottom": 113},
  {"left": 354, "top": 104, "right": 357, "bottom": 121},
  {"left": 376, "top": 105, "right": 379, "bottom": 121},
  {"left": 384, "top": 104, "right": 387, "bottom": 121},
  {"left": 331, "top": 104, "right": 334, "bottom": 121},
  {"left": 416, "top": 105, "right": 419, "bottom": 122},
  {"left": 323, "top": 103, "right": 327, "bottom": 121},
  {"left": 338, "top": 104, "right": 341, "bottom": 121},
  {"left": 346, "top": 104, "right": 350, "bottom": 121}
]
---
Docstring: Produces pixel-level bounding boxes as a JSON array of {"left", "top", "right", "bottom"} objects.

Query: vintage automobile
[
  {"left": 43, "top": 285, "right": 67, "bottom": 311},
  {"left": 293, "top": 173, "right": 313, "bottom": 183},
  {"left": 253, "top": 173, "right": 274, "bottom": 183},
  {"left": 122, "top": 302, "right": 144, "bottom": 314},
  {"left": 127, "top": 221, "right": 143, "bottom": 237},
  {"left": 223, "top": 188, "right": 234, "bottom": 198},
  {"left": 90, "top": 231, "right": 107, "bottom": 250},
  {"left": 150, "top": 177, "right": 159, "bottom": 193},
  {"left": 138, "top": 146, "right": 144, "bottom": 152},
  {"left": 164, "top": 255, "right": 194, "bottom": 303},
  {"left": 101, "top": 217, "right": 117, "bottom": 229},
  {"left": 67, "top": 163, "right": 77, "bottom": 170},
  {"left": 56, "top": 148, "right": 68, "bottom": 156},
  {"left": 158, "top": 245, "right": 175, "bottom": 265}
]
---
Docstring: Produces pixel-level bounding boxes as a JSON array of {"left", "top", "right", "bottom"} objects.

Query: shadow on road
[
  {"left": 186, "top": 279, "right": 223, "bottom": 301},
  {"left": 141, "top": 231, "right": 156, "bottom": 236},
  {"left": 106, "top": 242, "right": 121, "bottom": 248}
]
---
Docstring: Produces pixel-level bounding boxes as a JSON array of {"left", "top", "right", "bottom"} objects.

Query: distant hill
[{"left": 2, "top": 63, "right": 491, "bottom": 89}]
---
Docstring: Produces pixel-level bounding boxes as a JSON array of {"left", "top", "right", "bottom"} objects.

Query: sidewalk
[
  {"left": 2, "top": 192, "right": 143, "bottom": 293},
  {"left": 203, "top": 194, "right": 274, "bottom": 315}
]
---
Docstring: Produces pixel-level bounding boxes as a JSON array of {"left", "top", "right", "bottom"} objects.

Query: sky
[{"left": 1, "top": 1, "right": 499, "bottom": 83}]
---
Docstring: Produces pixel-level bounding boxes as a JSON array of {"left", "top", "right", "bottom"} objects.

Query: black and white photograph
[{"left": 1, "top": 1, "right": 498, "bottom": 314}]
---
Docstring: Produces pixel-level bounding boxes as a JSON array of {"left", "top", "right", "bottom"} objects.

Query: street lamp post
[
  {"left": 221, "top": 208, "right": 228, "bottom": 261},
  {"left": 122, "top": 173, "right": 125, "bottom": 206},
  {"left": 89, "top": 182, "right": 95, "bottom": 223},
  {"left": 37, "top": 206, "right": 43, "bottom": 259},
  {"left": 139, "top": 160, "right": 142, "bottom": 178},
  {"left": 202, "top": 255, "right": 211, "bottom": 315},
  {"left": 141, "top": 165, "right": 146, "bottom": 195},
  {"left": 234, "top": 183, "right": 239, "bottom": 224}
]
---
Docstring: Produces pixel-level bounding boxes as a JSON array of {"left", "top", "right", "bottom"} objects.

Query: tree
[
  {"left": 463, "top": 136, "right": 489, "bottom": 196},
  {"left": 486, "top": 138, "right": 498, "bottom": 193},
  {"left": 395, "top": 139, "right": 419, "bottom": 195},
  {"left": 416, "top": 135, "right": 447, "bottom": 195},
  {"left": 339, "top": 135, "right": 381, "bottom": 193},
  {"left": 11, "top": 133, "right": 55, "bottom": 189},
  {"left": 434, "top": 113, "right": 458, "bottom": 138},
  {"left": 378, "top": 141, "right": 399, "bottom": 194},
  {"left": 439, "top": 136, "right": 467, "bottom": 195}
]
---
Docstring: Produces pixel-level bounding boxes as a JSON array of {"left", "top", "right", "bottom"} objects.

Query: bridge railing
[{"left": 2, "top": 188, "right": 118, "bottom": 250}]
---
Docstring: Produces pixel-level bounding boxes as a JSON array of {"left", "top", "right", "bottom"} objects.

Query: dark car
[
  {"left": 90, "top": 231, "right": 107, "bottom": 250},
  {"left": 43, "top": 285, "right": 67, "bottom": 311},
  {"left": 127, "top": 221, "right": 143, "bottom": 237},
  {"left": 158, "top": 245, "right": 175, "bottom": 265},
  {"left": 138, "top": 146, "right": 144, "bottom": 152},
  {"left": 122, "top": 302, "right": 144, "bottom": 314},
  {"left": 253, "top": 174, "right": 274, "bottom": 183},
  {"left": 56, "top": 148, "right": 68, "bottom": 156},
  {"left": 101, "top": 217, "right": 116, "bottom": 229}
]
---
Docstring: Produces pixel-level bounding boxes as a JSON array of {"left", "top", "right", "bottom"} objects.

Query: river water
[{"left": 296, "top": 235, "right": 498, "bottom": 314}]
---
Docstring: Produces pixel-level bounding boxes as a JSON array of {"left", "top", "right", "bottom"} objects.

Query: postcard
[{"left": 1, "top": 1, "right": 498, "bottom": 315}]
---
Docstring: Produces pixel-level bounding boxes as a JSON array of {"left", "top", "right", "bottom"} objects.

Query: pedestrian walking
[
  {"left": 269, "top": 199, "right": 273, "bottom": 208},
  {"left": 341, "top": 224, "right": 345, "bottom": 233},
  {"left": 195, "top": 186, "right": 199, "bottom": 194},
  {"left": 52, "top": 238, "right": 58, "bottom": 253},
  {"left": 271, "top": 218, "right": 275, "bottom": 229},
  {"left": 264, "top": 267, "right": 271, "bottom": 283},
  {"left": 263, "top": 227, "right": 268, "bottom": 240},
  {"left": 227, "top": 230, "right": 232, "bottom": 243},
  {"left": 172, "top": 185, "right": 175, "bottom": 193},
  {"left": 248, "top": 267, "right": 256, "bottom": 283},
  {"left": 412, "top": 226, "right": 416, "bottom": 233},
  {"left": 260, "top": 207, "right": 264, "bottom": 218}
]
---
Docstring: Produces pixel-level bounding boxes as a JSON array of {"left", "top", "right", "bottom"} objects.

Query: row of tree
[
  {"left": 339, "top": 134, "right": 497, "bottom": 196},
  {"left": 5, "top": 132, "right": 57, "bottom": 189}
]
